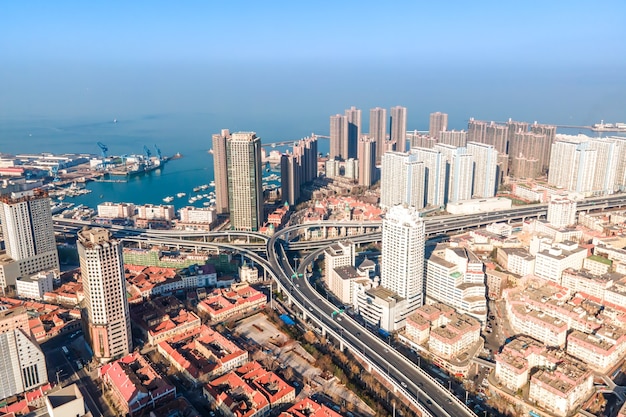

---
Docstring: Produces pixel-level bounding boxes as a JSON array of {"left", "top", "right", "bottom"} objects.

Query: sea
[
  {"left": 1, "top": 113, "right": 624, "bottom": 211},
  {"left": 0, "top": 113, "right": 325, "bottom": 210}
]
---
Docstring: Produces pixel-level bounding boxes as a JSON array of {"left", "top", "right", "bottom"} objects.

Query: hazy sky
[{"left": 1, "top": 1, "right": 625, "bottom": 134}]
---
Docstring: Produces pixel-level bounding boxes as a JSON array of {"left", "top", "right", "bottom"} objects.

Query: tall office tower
[
  {"left": 438, "top": 130, "right": 467, "bottom": 147},
  {"left": 0, "top": 306, "right": 48, "bottom": 399},
  {"left": 506, "top": 119, "right": 529, "bottom": 143},
  {"left": 330, "top": 114, "right": 348, "bottom": 160},
  {"left": 212, "top": 129, "right": 231, "bottom": 215},
  {"left": 281, "top": 153, "right": 300, "bottom": 206},
  {"left": 467, "top": 118, "right": 488, "bottom": 143},
  {"left": 509, "top": 131, "right": 549, "bottom": 177},
  {"left": 530, "top": 122, "right": 557, "bottom": 172},
  {"left": 407, "top": 131, "right": 437, "bottom": 149},
  {"left": 467, "top": 142, "right": 498, "bottom": 198},
  {"left": 411, "top": 147, "right": 447, "bottom": 208},
  {"left": 380, "top": 152, "right": 425, "bottom": 210},
  {"left": 434, "top": 143, "right": 474, "bottom": 203},
  {"left": 227, "top": 132, "right": 264, "bottom": 231},
  {"left": 485, "top": 122, "right": 509, "bottom": 154},
  {"left": 381, "top": 205, "right": 425, "bottom": 323},
  {"left": 357, "top": 137, "right": 376, "bottom": 187},
  {"left": 390, "top": 106, "right": 407, "bottom": 148},
  {"left": 548, "top": 140, "right": 597, "bottom": 194},
  {"left": 429, "top": 112, "right": 448, "bottom": 139},
  {"left": 547, "top": 197, "right": 577, "bottom": 228},
  {"left": 425, "top": 246, "right": 487, "bottom": 323},
  {"left": 0, "top": 190, "right": 59, "bottom": 287},
  {"left": 345, "top": 106, "right": 361, "bottom": 159},
  {"left": 78, "top": 228, "right": 131, "bottom": 364},
  {"left": 589, "top": 138, "right": 620, "bottom": 195},
  {"left": 370, "top": 107, "right": 387, "bottom": 162}
]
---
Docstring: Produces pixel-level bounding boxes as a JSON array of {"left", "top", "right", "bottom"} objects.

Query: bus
[{"left": 62, "top": 346, "right": 69, "bottom": 355}]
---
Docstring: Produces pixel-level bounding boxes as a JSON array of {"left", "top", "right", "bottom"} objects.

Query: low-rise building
[
  {"left": 197, "top": 284, "right": 266, "bottom": 322},
  {"left": 354, "top": 285, "right": 407, "bottom": 332},
  {"left": 15, "top": 271, "right": 55, "bottom": 300},
  {"left": 496, "top": 248, "right": 535, "bottom": 277},
  {"left": 236, "top": 361, "right": 296, "bottom": 408},
  {"left": 566, "top": 325, "right": 626, "bottom": 373},
  {"left": 100, "top": 352, "right": 176, "bottom": 416},
  {"left": 279, "top": 398, "right": 342, "bottom": 417},
  {"left": 203, "top": 372, "right": 270, "bottom": 417},
  {"left": 131, "top": 296, "right": 202, "bottom": 346},
  {"left": 127, "top": 265, "right": 182, "bottom": 300},
  {"left": 534, "top": 241, "right": 588, "bottom": 284}
]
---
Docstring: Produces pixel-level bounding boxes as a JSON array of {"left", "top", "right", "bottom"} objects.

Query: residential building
[
  {"left": 429, "top": 112, "right": 448, "bottom": 139},
  {"left": 0, "top": 190, "right": 59, "bottom": 289},
  {"left": 467, "top": 118, "right": 488, "bottom": 143},
  {"left": 227, "top": 132, "right": 264, "bottom": 231},
  {"left": 547, "top": 197, "right": 577, "bottom": 228},
  {"left": 509, "top": 131, "right": 549, "bottom": 177},
  {"left": 329, "top": 114, "right": 347, "bottom": 160},
  {"left": 434, "top": 143, "right": 474, "bottom": 203},
  {"left": 534, "top": 241, "right": 588, "bottom": 284},
  {"left": 345, "top": 106, "right": 361, "bottom": 159},
  {"left": 438, "top": 130, "right": 466, "bottom": 147},
  {"left": 203, "top": 371, "right": 270, "bottom": 417},
  {"left": 15, "top": 271, "right": 54, "bottom": 301},
  {"left": 467, "top": 141, "right": 498, "bottom": 198},
  {"left": 197, "top": 284, "right": 266, "bottom": 322},
  {"left": 530, "top": 122, "right": 557, "bottom": 172},
  {"left": 357, "top": 137, "right": 376, "bottom": 187},
  {"left": 45, "top": 384, "right": 86, "bottom": 417},
  {"left": 548, "top": 139, "right": 597, "bottom": 195},
  {"left": 390, "top": 106, "right": 407, "bottom": 148},
  {"left": 281, "top": 398, "right": 342, "bottom": 417},
  {"left": 370, "top": 107, "right": 387, "bottom": 162},
  {"left": 411, "top": 147, "right": 447, "bottom": 207},
  {"left": 97, "top": 202, "right": 135, "bottom": 219},
  {"left": 78, "top": 227, "right": 132, "bottom": 363},
  {"left": 496, "top": 248, "right": 535, "bottom": 277},
  {"left": 381, "top": 205, "right": 425, "bottom": 324},
  {"left": 380, "top": 151, "right": 425, "bottom": 209}
]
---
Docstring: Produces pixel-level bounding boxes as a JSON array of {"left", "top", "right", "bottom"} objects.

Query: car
[
  {"left": 426, "top": 399, "right": 432, "bottom": 405},
  {"left": 447, "top": 399, "right": 453, "bottom": 404},
  {"left": 336, "top": 317, "right": 342, "bottom": 321},
  {"left": 401, "top": 382, "right": 407, "bottom": 388},
  {"left": 355, "top": 331, "right": 360, "bottom": 336}
]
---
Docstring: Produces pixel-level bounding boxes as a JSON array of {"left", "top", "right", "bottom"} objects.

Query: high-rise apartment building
[
  {"left": 212, "top": 129, "right": 230, "bottom": 215},
  {"left": 438, "top": 130, "right": 467, "bottom": 148},
  {"left": 0, "top": 190, "right": 59, "bottom": 289},
  {"left": 330, "top": 114, "right": 347, "bottom": 160},
  {"left": 485, "top": 122, "right": 509, "bottom": 154},
  {"left": 589, "top": 138, "right": 621, "bottom": 195},
  {"left": 547, "top": 197, "right": 577, "bottom": 228},
  {"left": 370, "top": 107, "right": 387, "bottom": 162},
  {"left": 280, "top": 154, "right": 300, "bottom": 206},
  {"left": 434, "top": 143, "right": 474, "bottom": 203},
  {"left": 381, "top": 205, "right": 425, "bottom": 325},
  {"left": 467, "top": 118, "right": 488, "bottom": 143},
  {"left": 357, "top": 137, "right": 376, "bottom": 187},
  {"left": 429, "top": 112, "right": 448, "bottom": 139},
  {"left": 390, "top": 106, "right": 407, "bottom": 148},
  {"left": 380, "top": 152, "right": 425, "bottom": 209},
  {"left": 407, "top": 131, "right": 437, "bottom": 149},
  {"left": 78, "top": 228, "right": 132, "bottom": 363},
  {"left": 509, "top": 131, "right": 549, "bottom": 177},
  {"left": 227, "top": 132, "right": 264, "bottom": 231},
  {"left": 530, "top": 122, "right": 557, "bottom": 172},
  {"left": 345, "top": 106, "right": 361, "bottom": 159},
  {"left": 411, "top": 147, "right": 447, "bottom": 208},
  {"left": 506, "top": 119, "right": 529, "bottom": 143},
  {"left": 467, "top": 142, "right": 498, "bottom": 198},
  {"left": 0, "top": 306, "right": 48, "bottom": 399},
  {"left": 548, "top": 140, "right": 597, "bottom": 194}
]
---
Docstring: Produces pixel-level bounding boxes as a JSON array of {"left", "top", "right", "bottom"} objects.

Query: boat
[
  {"left": 193, "top": 186, "right": 201, "bottom": 192},
  {"left": 176, "top": 192, "right": 186, "bottom": 198},
  {"left": 203, "top": 202, "right": 212, "bottom": 206},
  {"left": 199, "top": 184, "right": 209, "bottom": 190},
  {"left": 163, "top": 196, "right": 174, "bottom": 203},
  {"left": 209, "top": 180, "right": 215, "bottom": 187}
]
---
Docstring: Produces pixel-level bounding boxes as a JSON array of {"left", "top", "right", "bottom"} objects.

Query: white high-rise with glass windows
[
  {"left": 78, "top": 228, "right": 131, "bottom": 363},
  {"left": 381, "top": 205, "right": 425, "bottom": 327}
]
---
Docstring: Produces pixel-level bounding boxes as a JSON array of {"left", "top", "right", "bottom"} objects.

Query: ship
[
  {"left": 592, "top": 121, "right": 626, "bottom": 132},
  {"left": 163, "top": 196, "right": 174, "bottom": 203}
]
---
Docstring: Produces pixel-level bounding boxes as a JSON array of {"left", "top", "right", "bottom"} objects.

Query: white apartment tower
[
  {"left": 434, "top": 143, "right": 474, "bottom": 203},
  {"left": 467, "top": 142, "right": 498, "bottom": 198},
  {"left": 547, "top": 197, "right": 578, "bottom": 228},
  {"left": 390, "top": 106, "right": 407, "bottom": 150},
  {"left": 227, "top": 132, "right": 264, "bottom": 231},
  {"left": 0, "top": 307, "right": 48, "bottom": 399},
  {"left": 411, "top": 147, "right": 447, "bottom": 208},
  {"left": 380, "top": 152, "right": 425, "bottom": 210},
  {"left": 78, "top": 228, "right": 132, "bottom": 363},
  {"left": 381, "top": 205, "right": 425, "bottom": 324},
  {"left": 0, "top": 190, "right": 59, "bottom": 288},
  {"left": 548, "top": 140, "right": 597, "bottom": 194}
]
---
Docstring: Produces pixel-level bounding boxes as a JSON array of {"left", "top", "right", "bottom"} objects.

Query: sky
[{"left": 1, "top": 1, "right": 626, "bottom": 138}]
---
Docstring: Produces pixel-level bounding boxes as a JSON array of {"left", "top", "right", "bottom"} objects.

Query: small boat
[
  {"left": 176, "top": 192, "right": 186, "bottom": 198},
  {"left": 209, "top": 180, "right": 215, "bottom": 187},
  {"left": 163, "top": 196, "right": 174, "bottom": 203},
  {"left": 193, "top": 186, "right": 201, "bottom": 192}
]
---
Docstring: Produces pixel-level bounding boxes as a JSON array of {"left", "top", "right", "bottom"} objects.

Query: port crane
[
  {"left": 154, "top": 144, "right": 162, "bottom": 161},
  {"left": 50, "top": 164, "right": 60, "bottom": 182},
  {"left": 96, "top": 141, "right": 110, "bottom": 170},
  {"left": 143, "top": 145, "right": 152, "bottom": 160}
]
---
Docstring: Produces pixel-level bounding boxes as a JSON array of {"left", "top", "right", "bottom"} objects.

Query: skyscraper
[
  {"left": 509, "top": 131, "right": 549, "bottom": 178},
  {"left": 78, "top": 228, "right": 131, "bottom": 363},
  {"left": 548, "top": 140, "right": 597, "bottom": 194},
  {"left": 434, "top": 143, "right": 474, "bottom": 203},
  {"left": 429, "top": 112, "right": 448, "bottom": 139},
  {"left": 530, "top": 122, "right": 557, "bottom": 172},
  {"left": 212, "top": 129, "right": 230, "bottom": 215},
  {"left": 227, "top": 132, "right": 264, "bottom": 231},
  {"left": 357, "top": 137, "right": 376, "bottom": 187},
  {"left": 370, "top": 107, "right": 387, "bottom": 163},
  {"left": 381, "top": 205, "right": 425, "bottom": 323},
  {"left": 467, "top": 142, "right": 498, "bottom": 198},
  {"left": 467, "top": 118, "right": 488, "bottom": 143},
  {"left": 380, "top": 152, "right": 425, "bottom": 210},
  {"left": 485, "top": 122, "right": 509, "bottom": 154},
  {"left": 438, "top": 130, "right": 467, "bottom": 147},
  {"left": 0, "top": 306, "right": 48, "bottom": 399},
  {"left": 390, "top": 106, "right": 407, "bottom": 149},
  {"left": 330, "top": 114, "right": 347, "bottom": 160},
  {"left": 0, "top": 190, "right": 59, "bottom": 289},
  {"left": 281, "top": 153, "right": 300, "bottom": 206},
  {"left": 345, "top": 106, "right": 361, "bottom": 159},
  {"left": 411, "top": 147, "right": 447, "bottom": 208}
]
